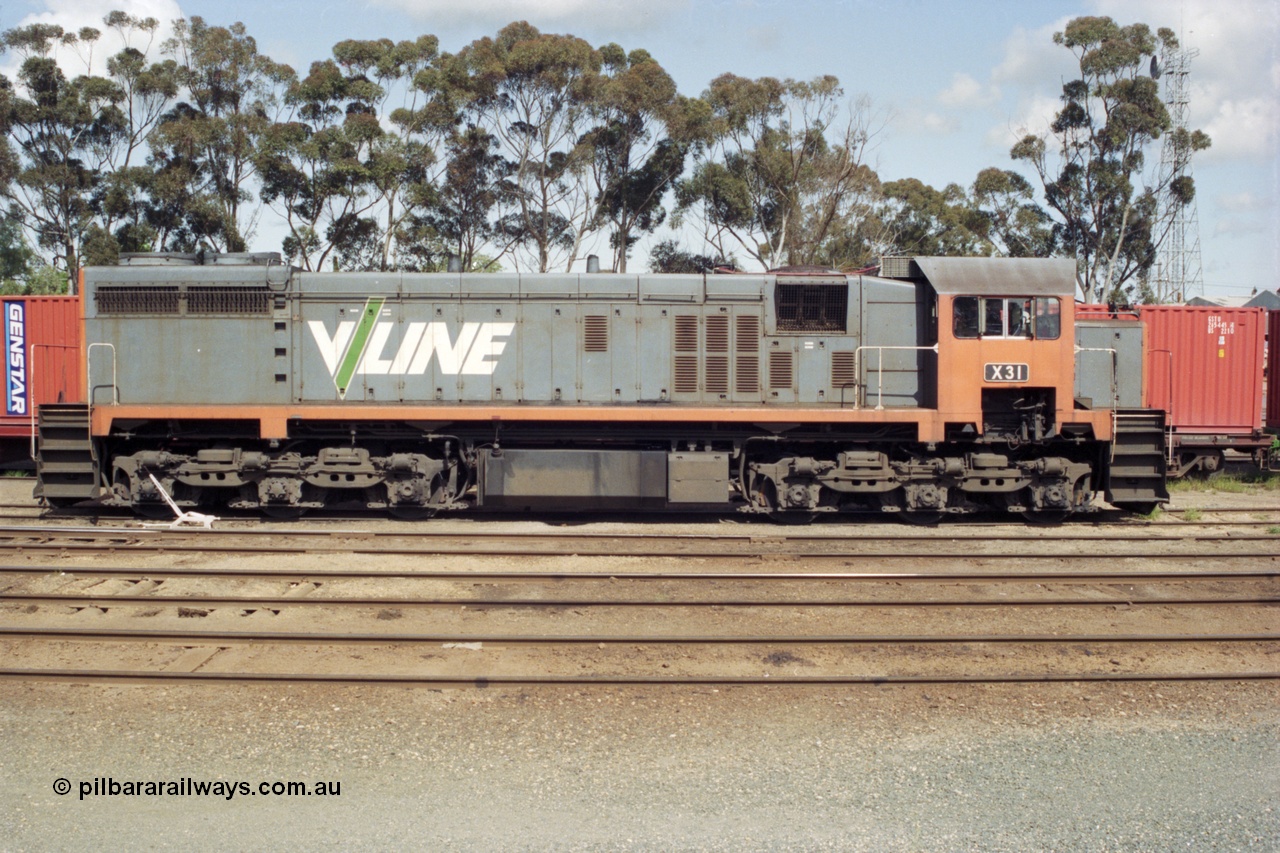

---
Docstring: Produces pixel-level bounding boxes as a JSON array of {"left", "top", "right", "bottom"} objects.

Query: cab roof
[{"left": 907, "top": 257, "right": 1078, "bottom": 297}]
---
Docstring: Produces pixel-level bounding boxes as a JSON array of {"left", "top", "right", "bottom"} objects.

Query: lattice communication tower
[{"left": 1150, "top": 42, "right": 1204, "bottom": 303}]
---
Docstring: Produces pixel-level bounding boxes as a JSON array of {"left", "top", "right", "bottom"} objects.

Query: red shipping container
[
  {"left": 1, "top": 294, "right": 82, "bottom": 442},
  {"left": 1139, "top": 305, "right": 1266, "bottom": 436}
]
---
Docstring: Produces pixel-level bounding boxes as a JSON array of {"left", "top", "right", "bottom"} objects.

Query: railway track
[
  {"left": 3, "top": 566, "right": 1276, "bottom": 685},
  {"left": 2, "top": 498, "right": 1276, "bottom": 687},
  {"left": 0, "top": 525, "right": 1276, "bottom": 562}
]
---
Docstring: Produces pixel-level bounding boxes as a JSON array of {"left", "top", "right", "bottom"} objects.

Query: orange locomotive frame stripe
[{"left": 90, "top": 404, "right": 1115, "bottom": 443}]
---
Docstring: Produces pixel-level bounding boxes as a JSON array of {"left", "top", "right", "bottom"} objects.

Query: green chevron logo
[{"left": 332, "top": 297, "right": 383, "bottom": 397}]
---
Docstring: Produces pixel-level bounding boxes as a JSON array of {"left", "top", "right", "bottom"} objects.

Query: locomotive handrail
[
  {"left": 853, "top": 345, "right": 939, "bottom": 410},
  {"left": 27, "top": 343, "right": 79, "bottom": 461},
  {"left": 86, "top": 343, "right": 119, "bottom": 408}
]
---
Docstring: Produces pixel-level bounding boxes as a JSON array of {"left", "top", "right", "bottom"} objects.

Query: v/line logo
[{"left": 308, "top": 298, "right": 514, "bottom": 398}]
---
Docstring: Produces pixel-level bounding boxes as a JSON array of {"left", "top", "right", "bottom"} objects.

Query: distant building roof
[
  {"left": 1243, "top": 290, "right": 1280, "bottom": 309},
  {"left": 1185, "top": 295, "right": 1250, "bottom": 308}
]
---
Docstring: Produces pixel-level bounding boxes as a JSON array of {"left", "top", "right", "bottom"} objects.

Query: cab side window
[
  {"left": 953, "top": 296, "right": 979, "bottom": 338},
  {"left": 954, "top": 296, "right": 1040, "bottom": 338},
  {"left": 1034, "top": 297, "right": 1061, "bottom": 340}
]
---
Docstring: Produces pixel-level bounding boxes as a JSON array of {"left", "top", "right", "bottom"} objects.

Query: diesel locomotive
[{"left": 33, "top": 253, "right": 1170, "bottom": 521}]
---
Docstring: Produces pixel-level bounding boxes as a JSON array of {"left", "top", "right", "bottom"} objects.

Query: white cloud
[
  {"left": 1200, "top": 97, "right": 1278, "bottom": 160},
  {"left": 988, "top": 93, "right": 1062, "bottom": 151},
  {"left": 1215, "top": 191, "right": 1271, "bottom": 213},
  {"left": 920, "top": 112, "right": 958, "bottom": 135},
  {"left": 367, "top": 0, "right": 686, "bottom": 30},
  {"left": 990, "top": 20, "right": 1077, "bottom": 88},
  {"left": 1211, "top": 215, "right": 1268, "bottom": 237},
  {"left": 936, "top": 72, "right": 999, "bottom": 109}
]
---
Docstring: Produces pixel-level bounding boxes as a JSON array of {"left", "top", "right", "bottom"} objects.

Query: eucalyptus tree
[
  {"left": 414, "top": 124, "right": 514, "bottom": 271},
  {"left": 876, "top": 178, "right": 988, "bottom": 258},
  {"left": 585, "top": 44, "right": 703, "bottom": 273},
  {"left": 453, "top": 22, "right": 601, "bottom": 272},
  {"left": 0, "top": 23, "right": 125, "bottom": 280},
  {"left": 93, "top": 13, "right": 179, "bottom": 253},
  {"left": 1011, "top": 16, "right": 1209, "bottom": 302},
  {"left": 969, "top": 167, "right": 1055, "bottom": 258},
  {"left": 153, "top": 17, "right": 293, "bottom": 252},
  {"left": 676, "top": 74, "right": 880, "bottom": 270},
  {"left": 330, "top": 35, "right": 452, "bottom": 270},
  {"left": 256, "top": 57, "right": 386, "bottom": 271}
]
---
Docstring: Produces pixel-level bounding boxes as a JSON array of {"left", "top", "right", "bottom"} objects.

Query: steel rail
[
  {"left": 0, "top": 538, "right": 1274, "bottom": 559},
  {"left": 13, "top": 502, "right": 1280, "bottom": 515},
  {"left": 2, "top": 669, "right": 1277, "bottom": 686},
  {"left": 2, "top": 627, "right": 1274, "bottom": 644},
  {"left": 1, "top": 522, "right": 1278, "bottom": 543},
  {"left": 2, "top": 565, "right": 1275, "bottom": 581},
  {"left": 6, "top": 593, "right": 1278, "bottom": 609}
]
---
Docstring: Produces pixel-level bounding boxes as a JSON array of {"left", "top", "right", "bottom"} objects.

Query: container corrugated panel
[
  {"left": 1, "top": 295, "right": 82, "bottom": 438},
  {"left": 1139, "top": 305, "right": 1265, "bottom": 435},
  {"left": 1267, "top": 310, "right": 1280, "bottom": 430}
]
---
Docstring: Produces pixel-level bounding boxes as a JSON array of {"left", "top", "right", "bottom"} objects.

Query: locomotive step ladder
[
  {"left": 1105, "top": 409, "right": 1170, "bottom": 511},
  {"left": 34, "top": 404, "right": 100, "bottom": 507}
]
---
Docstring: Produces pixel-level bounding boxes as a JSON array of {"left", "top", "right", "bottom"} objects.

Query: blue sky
[{"left": 3, "top": 0, "right": 1276, "bottom": 300}]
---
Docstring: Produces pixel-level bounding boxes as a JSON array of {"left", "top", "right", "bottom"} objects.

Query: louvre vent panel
[
  {"left": 831, "top": 351, "right": 857, "bottom": 388},
  {"left": 705, "top": 355, "right": 729, "bottom": 394},
  {"left": 735, "top": 355, "right": 759, "bottom": 394},
  {"left": 583, "top": 315, "right": 609, "bottom": 352},
  {"left": 705, "top": 315, "right": 729, "bottom": 353},
  {"left": 768, "top": 351, "right": 794, "bottom": 390},
  {"left": 186, "top": 287, "right": 271, "bottom": 314},
  {"left": 673, "top": 355, "right": 699, "bottom": 393},
  {"left": 735, "top": 315, "right": 760, "bottom": 352},
  {"left": 674, "top": 316, "right": 699, "bottom": 352},
  {"left": 95, "top": 286, "right": 180, "bottom": 314}
]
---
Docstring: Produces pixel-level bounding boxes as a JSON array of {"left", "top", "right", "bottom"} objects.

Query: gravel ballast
[{"left": 1, "top": 681, "right": 1276, "bottom": 851}]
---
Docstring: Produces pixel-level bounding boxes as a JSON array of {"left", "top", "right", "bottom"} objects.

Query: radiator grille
[
  {"left": 186, "top": 286, "right": 271, "bottom": 314},
  {"left": 583, "top": 315, "right": 608, "bottom": 352},
  {"left": 775, "top": 283, "right": 847, "bottom": 333},
  {"left": 769, "top": 351, "right": 794, "bottom": 390},
  {"left": 95, "top": 286, "right": 180, "bottom": 314}
]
